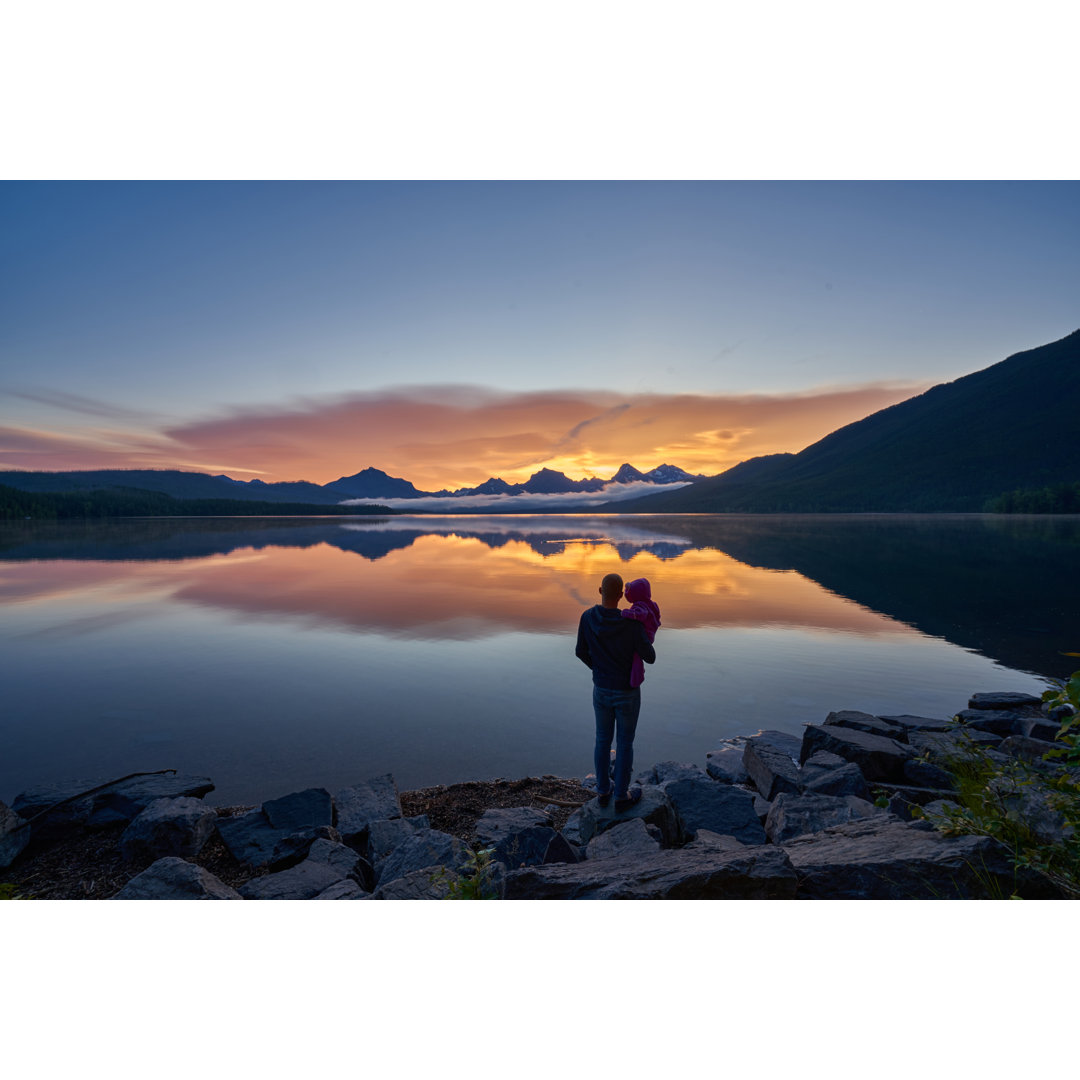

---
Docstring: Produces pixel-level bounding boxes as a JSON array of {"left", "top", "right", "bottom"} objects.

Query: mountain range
[{"left": 0, "top": 462, "right": 702, "bottom": 506}]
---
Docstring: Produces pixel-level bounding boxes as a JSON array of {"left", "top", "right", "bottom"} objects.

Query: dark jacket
[{"left": 575, "top": 605, "right": 656, "bottom": 691}]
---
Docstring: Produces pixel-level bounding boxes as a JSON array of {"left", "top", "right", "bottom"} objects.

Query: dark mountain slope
[{"left": 615, "top": 330, "right": 1080, "bottom": 512}]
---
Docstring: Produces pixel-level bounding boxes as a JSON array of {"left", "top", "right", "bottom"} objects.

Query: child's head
[{"left": 624, "top": 577, "right": 652, "bottom": 604}]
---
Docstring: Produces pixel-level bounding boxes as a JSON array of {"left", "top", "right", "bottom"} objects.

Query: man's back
[{"left": 576, "top": 604, "right": 655, "bottom": 691}]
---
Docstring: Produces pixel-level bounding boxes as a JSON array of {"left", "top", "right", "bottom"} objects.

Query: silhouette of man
[{"left": 575, "top": 572, "right": 656, "bottom": 811}]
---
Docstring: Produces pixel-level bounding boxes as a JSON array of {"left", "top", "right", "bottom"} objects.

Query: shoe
[
  {"left": 596, "top": 790, "right": 612, "bottom": 808},
  {"left": 614, "top": 787, "right": 642, "bottom": 813}
]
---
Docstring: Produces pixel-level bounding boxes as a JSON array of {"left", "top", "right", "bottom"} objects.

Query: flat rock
[
  {"left": 955, "top": 709, "right": 1026, "bottom": 737},
  {"left": 743, "top": 739, "right": 801, "bottom": 800},
  {"left": 585, "top": 818, "right": 662, "bottom": 861},
  {"left": 504, "top": 844, "right": 798, "bottom": 900},
  {"left": 705, "top": 748, "right": 749, "bottom": 784},
  {"left": 800, "top": 724, "right": 914, "bottom": 781},
  {"left": 263, "top": 788, "right": 333, "bottom": 832},
  {"left": 825, "top": 710, "right": 908, "bottom": 742},
  {"left": 908, "top": 729, "right": 1004, "bottom": 759},
  {"left": 783, "top": 818, "right": 1060, "bottom": 899},
  {"left": 239, "top": 858, "right": 347, "bottom": 900},
  {"left": 662, "top": 776, "right": 766, "bottom": 844},
  {"left": 901, "top": 759, "right": 956, "bottom": 789},
  {"left": 375, "top": 828, "right": 470, "bottom": 887},
  {"left": 1, "top": 801, "right": 31, "bottom": 870},
  {"left": 685, "top": 830, "right": 748, "bottom": 854},
  {"left": 334, "top": 774, "right": 403, "bottom": 846},
  {"left": 998, "top": 735, "right": 1061, "bottom": 762},
  {"left": 749, "top": 729, "right": 803, "bottom": 759},
  {"left": 878, "top": 714, "right": 953, "bottom": 734},
  {"left": 13, "top": 773, "right": 215, "bottom": 831},
  {"left": 803, "top": 761, "right": 871, "bottom": 800},
  {"left": 968, "top": 692, "right": 1043, "bottom": 711},
  {"left": 645, "top": 761, "right": 709, "bottom": 785},
  {"left": 119, "top": 797, "right": 217, "bottom": 864},
  {"left": 1016, "top": 716, "right": 1062, "bottom": 742},
  {"left": 764, "top": 792, "right": 877, "bottom": 843},
  {"left": 113, "top": 857, "right": 241, "bottom": 899}
]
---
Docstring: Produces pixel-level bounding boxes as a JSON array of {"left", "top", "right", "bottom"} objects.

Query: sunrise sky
[{"left": 3, "top": 180, "right": 1078, "bottom": 490}]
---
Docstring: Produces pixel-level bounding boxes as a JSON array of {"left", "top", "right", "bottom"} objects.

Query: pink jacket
[{"left": 621, "top": 577, "right": 661, "bottom": 687}]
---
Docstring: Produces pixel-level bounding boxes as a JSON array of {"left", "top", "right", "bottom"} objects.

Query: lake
[{"left": 2, "top": 513, "right": 1076, "bottom": 807}]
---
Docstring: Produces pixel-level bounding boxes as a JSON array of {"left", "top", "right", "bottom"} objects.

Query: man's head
[{"left": 599, "top": 572, "right": 624, "bottom": 607}]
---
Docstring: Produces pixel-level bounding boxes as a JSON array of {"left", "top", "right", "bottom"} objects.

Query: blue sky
[{"left": 2, "top": 180, "right": 1077, "bottom": 486}]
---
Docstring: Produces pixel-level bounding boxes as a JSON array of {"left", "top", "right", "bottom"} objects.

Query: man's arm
[{"left": 575, "top": 613, "right": 593, "bottom": 668}]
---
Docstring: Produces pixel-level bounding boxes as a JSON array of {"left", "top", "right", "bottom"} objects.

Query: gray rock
[
  {"left": 685, "top": 830, "right": 748, "bottom": 854},
  {"left": 956, "top": 709, "right": 1025, "bottom": 737},
  {"left": 490, "top": 826, "right": 561, "bottom": 870},
  {"left": 878, "top": 714, "right": 953, "bottom": 734},
  {"left": 968, "top": 692, "right": 1043, "bottom": 711},
  {"left": 1016, "top": 716, "right": 1062, "bottom": 742},
  {"left": 800, "top": 724, "right": 914, "bottom": 781},
  {"left": 705, "top": 748, "right": 749, "bottom": 784},
  {"left": 753, "top": 795, "right": 772, "bottom": 822},
  {"left": 365, "top": 817, "right": 424, "bottom": 871},
  {"left": 315, "top": 879, "right": 367, "bottom": 899},
  {"left": 998, "top": 736, "right": 1061, "bottom": 762},
  {"left": 474, "top": 807, "right": 552, "bottom": 846},
  {"left": 334, "top": 774, "right": 402, "bottom": 847},
  {"left": 782, "top": 817, "right": 1060, "bottom": 899},
  {"left": 907, "top": 728, "right": 1003, "bottom": 758},
  {"left": 306, "top": 838, "right": 372, "bottom": 886},
  {"left": 263, "top": 788, "right": 333, "bottom": 832},
  {"left": 662, "top": 776, "right": 766, "bottom": 844},
  {"left": 650, "top": 761, "right": 709, "bottom": 785},
  {"left": 1, "top": 801, "right": 30, "bottom": 870},
  {"left": 764, "top": 792, "right": 877, "bottom": 843},
  {"left": 825, "top": 710, "right": 908, "bottom": 742},
  {"left": 751, "top": 729, "right": 803, "bottom": 758},
  {"left": 901, "top": 759, "right": 956, "bottom": 790},
  {"left": 560, "top": 785, "right": 679, "bottom": 847},
  {"left": 268, "top": 826, "right": 343, "bottom": 871},
  {"left": 585, "top": 818, "right": 662, "bottom": 860},
  {"left": 372, "top": 867, "right": 452, "bottom": 900},
  {"left": 798, "top": 750, "right": 847, "bottom": 784},
  {"left": 118, "top": 797, "right": 217, "bottom": 864},
  {"left": 13, "top": 773, "right": 215, "bottom": 831},
  {"left": 743, "top": 739, "right": 801, "bottom": 800},
  {"left": 239, "top": 858, "right": 348, "bottom": 900},
  {"left": 987, "top": 775, "right": 1072, "bottom": 845},
  {"left": 504, "top": 844, "right": 798, "bottom": 900},
  {"left": 803, "top": 762, "right": 871, "bottom": 800},
  {"left": 113, "top": 857, "right": 241, "bottom": 899},
  {"left": 216, "top": 808, "right": 291, "bottom": 868},
  {"left": 375, "top": 828, "right": 470, "bottom": 887},
  {"left": 543, "top": 832, "right": 581, "bottom": 865}
]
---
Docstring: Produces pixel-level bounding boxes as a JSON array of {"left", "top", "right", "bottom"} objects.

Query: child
[{"left": 621, "top": 577, "right": 661, "bottom": 688}]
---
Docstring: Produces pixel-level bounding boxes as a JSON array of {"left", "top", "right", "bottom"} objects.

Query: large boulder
[
  {"left": 878, "top": 714, "right": 953, "bottom": 735},
  {"left": 372, "top": 868, "right": 452, "bottom": 900},
  {"left": 263, "top": 788, "right": 333, "bottom": 832},
  {"left": 585, "top": 818, "right": 662, "bottom": 861},
  {"left": 704, "top": 747, "right": 749, "bottom": 784},
  {"left": 113, "top": 857, "right": 241, "bottom": 899},
  {"left": 560, "top": 786, "right": 679, "bottom": 847},
  {"left": 268, "top": 826, "right": 343, "bottom": 871},
  {"left": 782, "top": 818, "right": 1060, "bottom": 899},
  {"left": 661, "top": 776, "right": 766, "bottom": 844},
  {"left": 504, "top": 844, "right": 798, "bottom": 900},
  {"left": 119, "top": 797, "right": 217, "bottom": 864},
  {"left": 800, "top": 724, "right": 914, "bottom": 782},
  {"left": 375, "top": 828, "right": 470, "bottom": 888},
  {"left": 764, "top": 792, "right": 878, "bottom": 843},
  {"left": 743, "top": 739, "right": 801, "bottom": 800},
  {"left": 305, "top": 837, "right": 372, "bottom": 888},
  {"left": 474, "top": 807, "right": 552, "bottom": 847},
  {"left": 1, "top": 801, "right": 30, "bottom": 871},
  {"left": 968, "top": 692, "right": 1043, "bottom": 711},
  {"left": 239, "top": 858, "right": 350, "bottom": 900},
  {"left": 955, "top": 709, "right": 1026, "bottom": 738},
  {"left": 315, "top": 880, "right": 368, "bottom": 900},
  {"left": 334, "top": 775, "right": 403, "bottom": 848},
  {"left": 13, "top": 773, "right": 215, "bottom": 833},
  {"left": 215, "top": 808, "right": 292, "bottom": 868},
  {"left": 365, "top": 817, "right": 428, "bottom": 875}
]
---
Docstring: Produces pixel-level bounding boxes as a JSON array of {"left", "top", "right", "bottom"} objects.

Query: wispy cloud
[{"left": 1, "top": 381, "right": 929, "bottom": 486}]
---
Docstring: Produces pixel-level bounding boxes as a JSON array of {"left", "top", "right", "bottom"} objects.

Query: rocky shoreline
[{"left": 1, "top": 689, "right": 1071, "bottom": 899}]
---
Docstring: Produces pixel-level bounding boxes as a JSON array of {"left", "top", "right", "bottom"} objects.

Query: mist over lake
[{"left": 2, "top": 513, "right": 1074, "bottom": 807}]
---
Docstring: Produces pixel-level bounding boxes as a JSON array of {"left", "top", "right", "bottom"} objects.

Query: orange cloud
[{"left": 2, "top": 382, "right": 927, "bottom": 488}]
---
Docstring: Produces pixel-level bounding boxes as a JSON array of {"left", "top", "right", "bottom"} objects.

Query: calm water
[{"left": 2, "top": 513, "right": 1076, "bottom": 806}]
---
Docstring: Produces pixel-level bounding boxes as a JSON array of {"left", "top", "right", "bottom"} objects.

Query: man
[{"left": 575, "top": 572, "right": 656, "bottom": 812}]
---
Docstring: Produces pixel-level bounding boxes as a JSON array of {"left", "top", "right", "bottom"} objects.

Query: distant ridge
[{"left": 611, "top": 330, "right": 1080, "bottom": 513}]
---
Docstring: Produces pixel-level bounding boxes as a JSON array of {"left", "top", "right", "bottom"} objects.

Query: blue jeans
[{"left": 593, "top": 686, "right": 641, "bottom": 799}]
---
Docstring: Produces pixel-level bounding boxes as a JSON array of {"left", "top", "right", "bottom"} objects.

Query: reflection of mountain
[{"left": 3, "top": 514, "right": 1077, "bottom": 678}]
